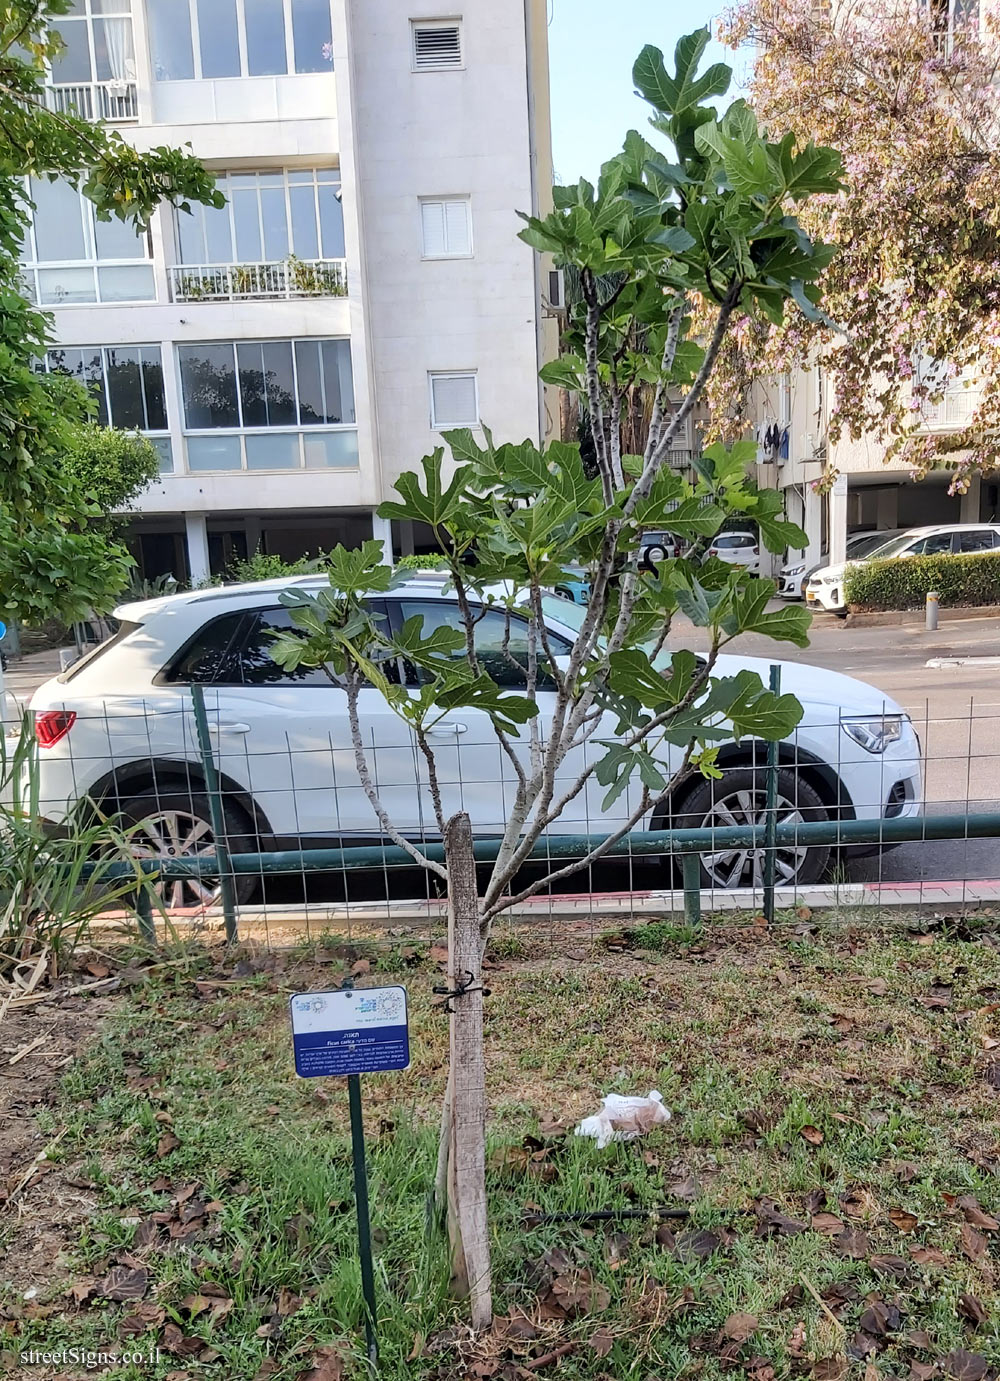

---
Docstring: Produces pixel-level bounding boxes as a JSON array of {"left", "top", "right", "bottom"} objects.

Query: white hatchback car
[
  {"left": 29, "top": 576, "right": 922, "bottom": 902},
  {"left": 806, "top": 523, "right": 1000, "bottom": 613},
  {"left": 707, "top": 530, "right": 760, "bottom": 573}
]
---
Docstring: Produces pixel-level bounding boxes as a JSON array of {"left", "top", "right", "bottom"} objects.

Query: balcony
[
  {"left": 168, "top": 258, "right": 348, "bottom": 304},
  {"left": 45, "top": 80, "right": 138, "bottom": 122}
]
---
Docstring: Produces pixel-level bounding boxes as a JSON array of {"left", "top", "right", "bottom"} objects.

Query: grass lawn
[{"left": 2, "top": 914, "right": 1000, "bottom": 1380}]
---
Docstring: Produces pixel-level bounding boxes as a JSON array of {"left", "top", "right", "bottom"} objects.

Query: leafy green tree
[
  {"left": 63, "top": 425, "right": 160, "bottom": 516},
  {"left": 0, "top": 1, "right": 223, "bottom": 625},
  {"left": 270, "top": 29, "right": 842, "bottom": 1325}
]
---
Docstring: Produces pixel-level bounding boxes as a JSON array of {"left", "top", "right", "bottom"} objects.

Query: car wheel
[
  {"left": 672, "top": 767, "right": 831, "bottom": 889},
  {"left": 120, "top": 788, "right": 258, "bottom": 909}
]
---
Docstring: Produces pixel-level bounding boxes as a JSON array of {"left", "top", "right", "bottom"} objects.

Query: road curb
[{"left": 844, "top": 605, "right": 1000, "bottom": 628}]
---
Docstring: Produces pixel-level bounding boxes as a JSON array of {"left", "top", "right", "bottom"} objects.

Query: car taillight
[
  {"left": 35, "top": 710, "right": 76, "bottom": 747},
  {"left": 753, "top": 545, "right": 760, "bottom": 555},
  {"left": 708, "top": 547, "right": 718, "bottom": 556}
]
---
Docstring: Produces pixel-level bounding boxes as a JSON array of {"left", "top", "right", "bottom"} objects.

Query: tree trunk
[{"left": 442, "top": 810, "right": 492, "bottom": 1331}]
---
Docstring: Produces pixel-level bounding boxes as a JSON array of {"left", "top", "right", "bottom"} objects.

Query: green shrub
[
  {"left": 396, "top": 552, "right": 447, "bottom": 570},
  {"left": 845, "top": 551, "right": 1000, "bottom": 610},
  {"left": 227, "top": 549, "right": 320, "bottom": 583}
]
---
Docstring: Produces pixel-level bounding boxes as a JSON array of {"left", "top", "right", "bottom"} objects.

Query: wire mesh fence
[{"left": 15, "top": 668, "right": 1000, "bottom": 956}]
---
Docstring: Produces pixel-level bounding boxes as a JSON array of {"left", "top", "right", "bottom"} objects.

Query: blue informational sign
[
  {"left": 289, "top": 986, "right": 409, "bottom": 1078},
  {"left": 0, "top": 621, "right": 7, "bottom": 642}
]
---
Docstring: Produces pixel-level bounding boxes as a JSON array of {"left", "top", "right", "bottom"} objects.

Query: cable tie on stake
[{"left": 432, "top": 970, "right": 490, "bottom": 1014}]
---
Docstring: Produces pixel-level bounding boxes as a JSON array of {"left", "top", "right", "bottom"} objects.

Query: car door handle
[
  {"left": 427, "top": 722, "right": 468, "bottom": 736},
  {"left": 210, "top": 722, "right": 252, "bottom": 735}
]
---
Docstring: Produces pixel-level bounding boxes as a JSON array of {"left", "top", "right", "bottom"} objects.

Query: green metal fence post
[
  {"left": 681, "top": 852, "right": 702, "bottom": 928},
  {"left": 135, "top": 881, "right": 155, "bottom": 946},
  {"left": 190, "top": 682, "right": 239, "bottom": 944},
  {"left": 762, "top": 663, "right": 781, "bottom": 923}
]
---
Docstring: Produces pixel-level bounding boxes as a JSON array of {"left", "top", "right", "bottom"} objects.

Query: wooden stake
[{"left": 444, "top": 811, "right": 492, "bottom": 1331}]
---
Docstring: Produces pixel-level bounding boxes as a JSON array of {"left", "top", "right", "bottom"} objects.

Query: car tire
[
  {"left": 119, "top": 788, "right": 258, "bottom": 909},
  {"left": 670, "top": 766, "right": 832, "bottom": 890}
]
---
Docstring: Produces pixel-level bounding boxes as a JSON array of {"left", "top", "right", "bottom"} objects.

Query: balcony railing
[
  {"left": 45, "top": 80, "right": 138, "bottom": 122},
  {"left": 168, "top": 259, "right": 348, "bottom": 304}
]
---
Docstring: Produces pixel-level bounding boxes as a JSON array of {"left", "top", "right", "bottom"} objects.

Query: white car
[
  {"left": 707, "top": 530, "right": 760, "bottom": 573},
  {"left": 806, "top": 523, "right": 1000, "bottom": 613},
  {"left": 780, "top": 531, "right": 904, "bottom": 600},
  {"left": 29, "top": 575, "right": 922, "bottom": 902}
]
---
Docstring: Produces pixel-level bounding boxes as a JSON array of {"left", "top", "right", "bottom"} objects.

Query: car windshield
[
  {"left": 847, "top": 530, "right": 906, "bottom": 559},
  {"left": 863, "top": 531, "right": 924, "bottom": 559}
]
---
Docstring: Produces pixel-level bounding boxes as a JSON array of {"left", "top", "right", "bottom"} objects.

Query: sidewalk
[{"left": 3, "top": 648, "right": 62, "bottom": 714}]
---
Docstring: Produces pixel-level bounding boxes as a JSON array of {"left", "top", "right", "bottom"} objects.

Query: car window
[
  {"left": 908, "top": 533, "right": 953, "bottom": 556},
  {"left": 957, "top": 530, "right": 996, "bottom": 553},
  {"left": 238, "top": 605, "right": 400, "bottom": 687},
  {"left": 164, "top": 612, "right": 249, "bottom": 685},
  {"left": 717, "top": 534, "right": 755, "bottom": 548},
  {"left": 394, "top": 600, "right": 571, "bottom": 689}
]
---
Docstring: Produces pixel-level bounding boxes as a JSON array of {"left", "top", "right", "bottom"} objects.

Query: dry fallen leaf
[
  {"left": 800, "top": 1125, "right": 824, "bottom": 1146},
  {"left": 909, "top": 1243, "right": 948, "bottom": 1266},
  {"left": 156, "top": 1132, "right": 180, "bottom": 1159},
  {"left": 589, "top": 1327, "right": 614, "bottom": 1358},
  {"left": 957, "top": 1195, "right": 999, "bottom": 1232},
  {"left": 960, "top": 1224, "right": 988, "bottom": 1263},
  {"left": 99, "top": 1266, "right": 148, "bottom": 1303},
  {"left": 889, "top": 1207, "right": 919, "bottom": 1233},
  {"left": 723, "top": 1312, "right": 759, "bottom": 1343},
  {"left": 957, "top": 1293, "right": 989, "bottom": 1328},
  {"left": 812, "top": 1213, "right": 846, "bottom": 1236}
]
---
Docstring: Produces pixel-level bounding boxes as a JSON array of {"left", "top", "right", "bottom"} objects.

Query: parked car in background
[
  {"left": 552, "top": 531, "right": 679, "bottom": 603},
  {"left": 806, "top": 523, "right": 1000, "bottom": 613},
  {"left": 780, "top": 531, "right": 905, "bottom": 600},
  {"left": 30, "top": 574, "right": 921, "bottom": 903},
  {"left": 707, "top": 530, "right": 760, "bottom": 573}
]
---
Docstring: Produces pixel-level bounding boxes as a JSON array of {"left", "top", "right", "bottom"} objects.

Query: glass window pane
[
  {"left": 292, "top": 0, "right": 332, "bottom": 72},
  {"left": 94, "top": 212, "right": 146, "bottom": 260},
  {"left": 149, "top": 437, "right": 173, "bottom": 474},
  {"left": 96, "top": 264, "right": 154, "bottom": 300},
  {"left": 287, "top": 170, "right": 314, "bottom": 184},
  {"left": 93, "top": 16, "right": 135, "bottom": 82},
  {"left": 289, "top": 186, "right": 319, "bottom": 259},
  {"left": 236, "top": 343, "right": 267, "bottom": 427},
  {"left": 104, "top": 347, "right": 143, "bottom": 428},
  {"left": 37, "top": 267, "right": 95, "bottom": 304},
  {"left": 93, "top": 1, "right": 136, "bottom": 14},
  {"left": 240, "top": 609, "right": 331, "bottom": 685},
  {"left": 262, "top": 342, "right": 297, "bottom": 425},
  {"left": 198, "top": 0, "right": 240, "bottom": 78},
  {"left": 31, "top": 178, "right": 87, "bottom": 261},
  {"left": 204, "top": 201, "right": 234, "bottom": 263},
  {"left": 169, "top": 612, "right": 247, "bottom": 683},
  {"left": 177, "top": 205, "right": 205, "bottom": 263},
  {"left": 294, "top": 340, "right": 323, "bottom": 424},
  {"left": 318, "top": 183, "right": 344, "bottom": 258},
  {"left": 245, "top": 432, "right": 300, "bottom": 469},
  {"left": 321, "top": 340, "right": 355, "bottom": 424},
  {"left": 179, "top": 345, "right": 239, "bottom": 429},
  {"left": 149, "top": 0, "right": 194, "bottom": 79},
  {"left": 187, "top": 435, "right": 243, "bottom": 470},
  {"left": 303, "top": 430, "right": 359, "bottom": 468},
  {"left": 245, "top": 0, "right": 287, "bottom": 74},
  {"left": 260, "top": 187, "right": 289, "bottom": 260},
  {"left": 140, "top": 349, "right": 167, "bottom": 431},
  {"left": 232, "top": 189, "right": 262, "bottom": 261},
  {"left": 50, "top": 20, "right": 93, "bottom": 82}
]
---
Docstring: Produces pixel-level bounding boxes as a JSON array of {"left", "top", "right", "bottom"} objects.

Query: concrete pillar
[
  {"left": 961, "top": 474, "right": 982, "bottom": 523},
  {"left": 803, "top": 483, "right": 824, "bottom": 566},
  {"left": 185, "top": 513, "right": 211, "bottom": 586},
  {"left": 829, "top": 475, "right": 849, "bottom": 568},
  {"left": 244, "top": 516, "right": 263, "bottom": 556},
  {"left": 876, "top": 488, "right": 897, "bottom": 531},
  {"left": 371, "top": 512, "right": 394, "bottom": 564}
]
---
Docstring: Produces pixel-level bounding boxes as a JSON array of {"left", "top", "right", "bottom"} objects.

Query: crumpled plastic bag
[{"left": 574, "top": 1090, "right": 671, "bottom": 1149}]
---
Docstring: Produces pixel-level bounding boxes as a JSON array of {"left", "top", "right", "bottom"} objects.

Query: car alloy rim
[
  {"left": 695, "top": 788, "right": 810, "bottom": 889},
  {"left": 131, "top": 809, "right": 220, "bottom": 910}
]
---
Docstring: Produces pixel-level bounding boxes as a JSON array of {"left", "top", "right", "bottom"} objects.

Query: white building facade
[{"left": 30, "top": 0, "right": 554, "bottom": 581}]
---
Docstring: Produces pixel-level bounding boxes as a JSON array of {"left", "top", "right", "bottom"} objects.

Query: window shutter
[
  {"left": 444, "top": 198, "right": 470, "bottom": 254},
  {"left": 420, "top": 201, "right": 448, "bottom": 256},
  {"left": 430, "top": 373, "right": 478, "bottom": 427},
  {"left": 412, "top": 21, "right": 462, "bottom": 70}
]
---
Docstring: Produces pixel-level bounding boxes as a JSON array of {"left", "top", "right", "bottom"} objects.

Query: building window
[
  {"left": 20, "top": 177, "right": 154, "bottom": 306},
  {"left": 178, "top": 339, "right": 358, "bottom": 472},
  {"left": 48, "top": 0, "right": 136, "bottom": 92},
  {"left": 420, "top": 197, "right": 472, "bottom": 258},
  {"left": 411, "top": 19, "right": 463, "bottom": 71},
  {"left": 44, "top": 345, "right": 173, "bottom": 473},
  {"left": 927, "top": 0, "right": 978, "bottom": 52},
  {"left": 148, "top": 0, "right": 333, "bottom": 81},
  {"left": 429, "top": 371, "right": 478, "bottom": 428},
  {"left": 176, "top": 169, "right": 344, "bottom": 264}
]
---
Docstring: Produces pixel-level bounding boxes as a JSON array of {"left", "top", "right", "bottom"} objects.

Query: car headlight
[
  {"left": 785, "top": 564, "right": 805, "bottom": 577},
  {"left": 841, "top": 714, "right": 905, "bottom": 754}
]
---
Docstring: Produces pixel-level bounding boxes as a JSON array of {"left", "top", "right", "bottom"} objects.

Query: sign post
[
  {"left": 289, "top": 982, "right": 410, "bottom": 1367},
  {"left": 0, "top": 620, "right": 8, "bottom": 727}
]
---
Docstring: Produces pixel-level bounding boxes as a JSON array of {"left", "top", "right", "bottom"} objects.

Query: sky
[{"left": 547, "top": 0, "right": 750, "bottom": 185}]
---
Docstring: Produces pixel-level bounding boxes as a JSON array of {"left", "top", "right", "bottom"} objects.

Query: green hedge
[
  {"left": 396, "top": 552, "right": 447, "bottom": 570},
  {"left": 845, "top": 551, "right": 1000, "bottom": 611}
]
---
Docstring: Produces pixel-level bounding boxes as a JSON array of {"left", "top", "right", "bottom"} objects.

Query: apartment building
[{"left": 27, "top": 0, "right": 554, "bottom": 582}]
